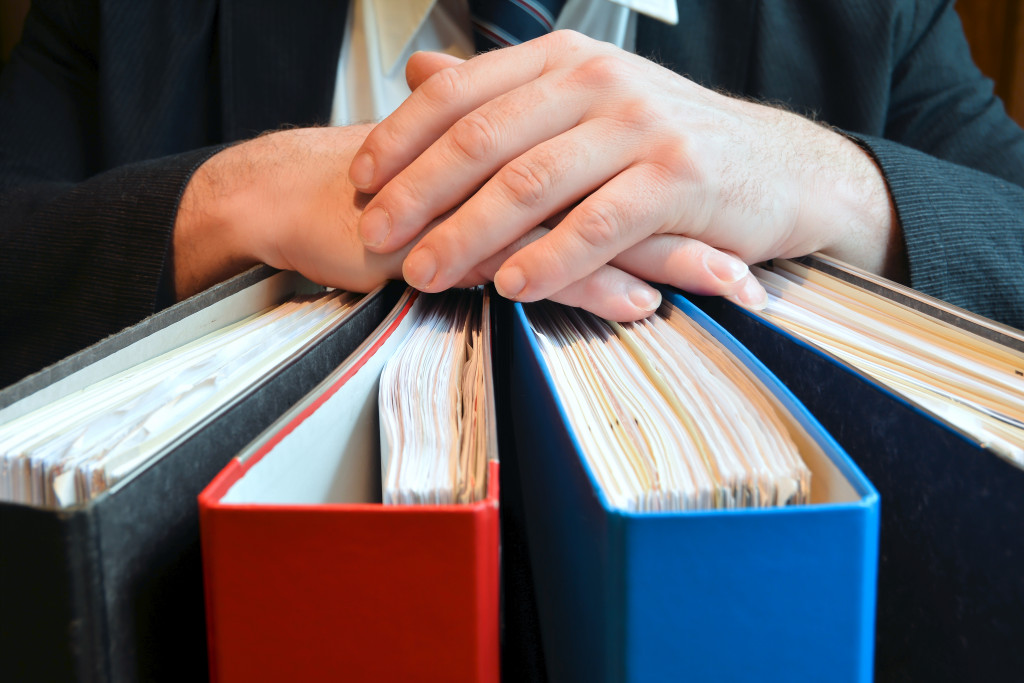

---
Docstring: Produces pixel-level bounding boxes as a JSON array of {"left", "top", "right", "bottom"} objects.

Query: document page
[
  {"left": 379, "top": 288, "right": 493, "bottom": 505},
  {"left": 0, "top": 291, "right": 361, "bottom": 507},
  {"left": 525, "top": 301, "right": 810, "bottom": 512},
  {"left": 755, "top": 261, "right": 1024, "bottom": 467}
]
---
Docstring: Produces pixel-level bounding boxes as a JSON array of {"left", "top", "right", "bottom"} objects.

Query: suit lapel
[
  {"left": 635, "top": 0, "right": 758, "bottom": 96},
  {"left": 219, "top": 0, "right": 351, "bottom": 140}
]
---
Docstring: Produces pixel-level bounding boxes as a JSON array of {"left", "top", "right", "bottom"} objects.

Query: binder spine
[
  {"left": 1, "top": 503, "right": 109, "bottom": 682},
  {"left": 606, "top": 514, "right": 629, "bottom": 683},
  {"left": 470, "top": 462, "right": 501, "bottom": 683}
]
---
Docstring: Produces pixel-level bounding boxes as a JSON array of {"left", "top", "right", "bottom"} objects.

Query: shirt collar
[
  {"left": 609, "top": 0, "right": 677, "bottom": 25},
  {"left": 372, "top": 0, "right": 439, "bottom": 74}
]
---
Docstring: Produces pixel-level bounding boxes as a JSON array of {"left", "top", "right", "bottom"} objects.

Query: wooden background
[
  {"left": 1, "top": 0, "right": 1023, "bottom": 125},
  {"left": 958, "top": 0, "right": 1024, "bottom": 127}
]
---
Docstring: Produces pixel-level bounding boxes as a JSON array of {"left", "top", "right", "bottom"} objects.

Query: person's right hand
[{"left": 172, "top": 124, "right": 413, "bottom": 300}]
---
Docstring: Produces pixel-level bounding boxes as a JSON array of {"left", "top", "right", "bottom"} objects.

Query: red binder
[{"left": 199, "top": 291, "right": 500, "bottom": 682}]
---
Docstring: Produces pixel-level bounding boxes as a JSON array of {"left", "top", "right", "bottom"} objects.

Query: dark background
[{"left": 1, "top": 0, "right": 1023, "bottom": 127}]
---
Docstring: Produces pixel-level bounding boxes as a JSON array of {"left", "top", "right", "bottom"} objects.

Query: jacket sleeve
[
  {"left": 0, "top": 0, "right": 224, "bottom": 386},
  {"left": 850, "top": 0, "right": 1024, "bottom": 328}
]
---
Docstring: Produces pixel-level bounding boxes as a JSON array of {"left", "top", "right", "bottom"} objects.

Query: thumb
[{"left": 405, "top": 51, "right": 466, "bottom": 91}]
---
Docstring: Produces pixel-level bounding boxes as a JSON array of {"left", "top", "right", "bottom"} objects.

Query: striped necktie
[{"left": 470, "top": 0, "right": 566, "bottom": 51}]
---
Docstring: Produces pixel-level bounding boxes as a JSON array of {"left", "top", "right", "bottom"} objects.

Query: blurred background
[{"left": 957, "top": 0, "right": 1024, "bottom": 126}]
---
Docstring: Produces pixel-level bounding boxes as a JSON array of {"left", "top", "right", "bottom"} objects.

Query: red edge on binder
[
  {"left": 199, "top": 291, "right": 418, "bottom": 505},
  {"left": 197, "top": 288, "right": 500, "bottom": 683}
]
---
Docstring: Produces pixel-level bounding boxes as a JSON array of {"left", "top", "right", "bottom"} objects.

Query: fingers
[
  {"left": 456, "top": 227, "right": 662, "bottom": 321},
  {"left": 453, "top": 226, "right": 765, "bottom": 322},
  {"left": 488, "top": 160, "right": 690, "bottom": 302},
  {"left": 357, "top": 72, "right": 589, "bottom": 254},
  {"left": 399, "top": 117, "right": 641, "bottom": 292},
  {"left": 545, "top": 266, "right": 661, "bottom": 321},
  {"left": 611, "top": 234, "right": 767, "bottom": 309},
  {"left": 405, "top": 51, "right": 465, "bottom": 91},
  {"left": 350, "top": 34, "right": 582, "bottom": 194}
]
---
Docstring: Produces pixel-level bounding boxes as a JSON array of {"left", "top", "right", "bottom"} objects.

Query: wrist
[
  {"left": 172, "top": 146, "right": 261, "bottom": 300},
  {"left": 800, "top": 125, "right": 906, "bottom": 281}
]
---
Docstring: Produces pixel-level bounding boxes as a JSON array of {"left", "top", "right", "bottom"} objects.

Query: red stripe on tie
[
  {"left": 511, "top": 0, "right": 555, "bottom": 32},
  {"left": 472, "top": 21, "right": 516, "bottom": 47}
]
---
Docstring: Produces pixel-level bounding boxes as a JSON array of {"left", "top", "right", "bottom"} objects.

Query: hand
[
  {"left": 172, "top": 123, "right": 669, "bottom": 317},
  {"left": 349, "top": 32, "right": 902, "bottom": 319},
  {"left": 173, "top": 125, "right": 410, "bottom": 299}
]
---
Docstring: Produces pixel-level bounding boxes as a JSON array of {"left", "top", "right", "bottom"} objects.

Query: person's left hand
[{"left": 349, "top": 31, "right": 899, "bottom": 320}]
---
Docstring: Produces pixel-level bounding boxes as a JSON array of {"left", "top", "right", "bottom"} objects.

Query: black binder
[
  {"left": 0, "top": 268, "right": 404, "bottom": 682},
  {"left": 693, "top": 256, "right": 1024, "bottom": 683}
]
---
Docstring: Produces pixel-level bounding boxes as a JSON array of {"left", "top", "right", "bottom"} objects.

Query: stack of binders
[{"left": 5, "top": 252, "right": 1021, "bottom": 683}]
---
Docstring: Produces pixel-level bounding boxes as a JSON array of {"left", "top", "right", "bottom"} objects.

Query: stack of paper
[
  {"left": 755, "top": 260, "right": 1024, "bottom": 466},
  {"left": 0, "top": 290, "right": 360, "bottom": 507},
  {"left": 379, "top": 288, "right": 493, "bottom": 504},
  {"left": 525, "top": 301, "right": 811, "bottom": 512}
]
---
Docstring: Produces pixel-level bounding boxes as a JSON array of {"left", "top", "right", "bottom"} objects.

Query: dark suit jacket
[{"left": 1, "top": 0, "right": 1023, "bottom": 388}]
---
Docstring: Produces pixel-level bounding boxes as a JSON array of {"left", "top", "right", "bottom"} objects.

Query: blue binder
[{"left": 509, "top": 291, "right": 879, "bottom": 683}]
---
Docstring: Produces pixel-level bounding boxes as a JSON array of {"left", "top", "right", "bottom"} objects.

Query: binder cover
[
  {"left": 693, "top": 260, "right": 1024, "bottom": 683},
  {"left": 0, "top": 268, "right": 404, "bottom": 682},
  {"left": 509, "top": 292, "right": 880, "bottom": 683},
  {"left": 199, "top": 291, "right": 500, "bottom": 683}
]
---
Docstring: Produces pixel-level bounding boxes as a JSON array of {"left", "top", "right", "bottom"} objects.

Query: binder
[
  {"left": 0, "top": 267, "right": 404, "bottom": 682},
  {"left": 508, "top": 291, "right": 880, "bottom": 683},
  {"left": 692, "top": 255, "right": 1024, "bottom": 682},
  {"left": 199, "top": 289, "right": 500, "bottom": 683}
]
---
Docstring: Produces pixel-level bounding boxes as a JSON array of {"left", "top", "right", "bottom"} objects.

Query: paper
[
  {"left": 754, "top": 260, "right": 1024, "bottom": 467},
  {"left": 525, "top": 300, "right": 810, "bottom": 512},
  {"left": 0, "top": 290, "right": 362, "bottom": 507},
  {"left": 379, "top": 288, "right": 494, "bottom": 505}
]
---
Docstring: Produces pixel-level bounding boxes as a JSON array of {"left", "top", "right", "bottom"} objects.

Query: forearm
[
  {"left": 733, "top": 101, "right": 906, "bottom": 283},
  {"left": 172, "top": 142, "right": 260, "bottom": 300},
  {"left": 0, "top": 147, "right": 223, "bottom": 385},
  {"left": 797, "top": 123, "right": 906, "bottom": 283}
]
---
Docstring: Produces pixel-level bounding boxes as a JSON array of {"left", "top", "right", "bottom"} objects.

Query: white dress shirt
[{"left": 331, "top": 0, "right": 677, "bottom": 126}]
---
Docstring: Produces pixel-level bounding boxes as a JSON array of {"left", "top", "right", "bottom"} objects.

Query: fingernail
[
  {"left": 359, "top": 206, "right": 390, "bottom": 247},
  {"left": 350, "top": 152, "right": 375, "bottom": 190},
  {"left": 629, "top": 287, "right": 661, "bottom": 313},
  {"left": 404, "top": 248, "right": 438, "bottom": 289},
  {"left": 735, "top": 276, "right": 767, "bottom": 310},
  {"left": 706, "top": 251, "right": 749, "bottom": 284},
  {"left": 495, "top": 266, "right": 527, "bottom": 300}
]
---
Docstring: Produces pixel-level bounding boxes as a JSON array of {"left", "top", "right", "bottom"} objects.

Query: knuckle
[
  {"left": 617, "top": 99, "right": 660, "bottom": 131},
  {"left": 375, "top": 182, "right": 423, "bottom": 227},
  {"left": 423, "top": 66, "right": 469, "bottom": 105},
  {"left": 542, "top": 29, "right": 588, "bottom": 51},
  {"left": 650, "top": 141, "right": 695, "bottom": 181},
  {"left": 448, "top": 110, "right": 502, "bottom": 162},
  {"left": 573, "top": 200, "right": 622, "bottom": 250},
  {"left": 663, "top": 240, "right": 712, "bottom": 278},
  {"left": 577, "top": 269, "right": 610, "bottom": 302},
  {"left": 499, "top": 157, "right": 555, "bottom": 208},
  {"left": 574, "top": 54, "right": 629, "bottom": 89}
]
